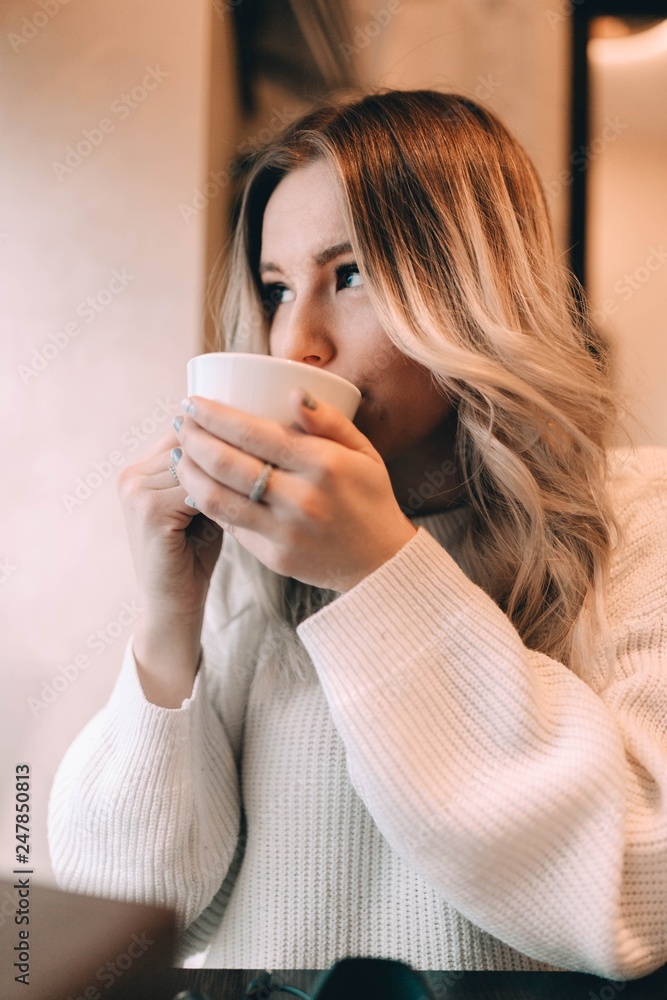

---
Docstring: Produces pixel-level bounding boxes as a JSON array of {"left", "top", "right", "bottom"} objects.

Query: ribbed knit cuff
[
  {"left": 107, "top": 634, "right": 203, "bottom": 721},
  {"left": 296, "top": 526, "right": 510, "bottom": 708},
  {"left": 48, "top": 634, "right": 240, "bottom": 926}
]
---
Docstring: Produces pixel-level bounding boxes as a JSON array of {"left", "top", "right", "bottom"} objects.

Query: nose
[{"left": 270, "top": 298, "right": 336, "bottom": 367}]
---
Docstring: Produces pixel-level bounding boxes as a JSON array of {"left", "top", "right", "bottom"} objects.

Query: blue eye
[
  {"left": 260, "top": 283, "right": 295, "bottom": 310},
  {"left": 260, "top": 262, "right": 362, "bottom": 312},
  {"left": 337, "top": 263, "right": 363, "bottom": 289}
]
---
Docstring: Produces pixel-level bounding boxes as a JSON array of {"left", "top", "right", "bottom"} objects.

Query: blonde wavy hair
[{"left": 211, "top": 89, "right": 623, "bottom": 698}]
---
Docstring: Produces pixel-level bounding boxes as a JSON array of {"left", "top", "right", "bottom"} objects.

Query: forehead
[{"left": 260, "top": 160, "right": 349, "bottom": 257}]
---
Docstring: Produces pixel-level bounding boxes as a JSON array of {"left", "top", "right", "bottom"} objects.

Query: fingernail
[
  {"left": 173, "top": 415, "right": 183, "bottom": 432},
  {"left": 170, "top": 447, "right": 182, "bottom": 465},
  {"left": 184, "top": 496, "right": 198, "bottom": 509},
  {"left": 301, "top": 389, "right": 318, "bottom": 411},
  {"left": 181, "top": 397, "right": 195, "bottom": 416}
]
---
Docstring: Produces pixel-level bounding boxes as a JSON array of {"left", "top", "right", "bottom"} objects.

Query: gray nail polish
[{"left": 170, "top": 447, "right": 182, "bottom": 464}]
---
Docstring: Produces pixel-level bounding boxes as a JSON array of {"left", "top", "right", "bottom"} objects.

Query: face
[{"left": 259, "top": 159, "right": 453, "bottom": 465}]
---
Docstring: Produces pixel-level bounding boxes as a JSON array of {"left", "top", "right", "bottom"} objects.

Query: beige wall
[
  {"left": 587, "top": 26, "right": 667, "bottom": 446},
  {"left": 0, "top": 0, "right": 237, "bottom": 885}
]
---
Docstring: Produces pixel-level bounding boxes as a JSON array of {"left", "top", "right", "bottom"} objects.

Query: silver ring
[
  {"left": 167, "top": 463, "right": 181, "bottom": 486},
  {"left": 248, "top": 462, "right": 273, "bottom": 503}
]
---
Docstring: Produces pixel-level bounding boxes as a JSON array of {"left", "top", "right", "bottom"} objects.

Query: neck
[{"left": 386, "top": 426, "right": 466, "bottom": 520}]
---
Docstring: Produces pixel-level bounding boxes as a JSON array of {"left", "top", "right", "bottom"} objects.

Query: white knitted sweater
[{"left": 48, "top": 447, "right": 667, "bottom": 978}]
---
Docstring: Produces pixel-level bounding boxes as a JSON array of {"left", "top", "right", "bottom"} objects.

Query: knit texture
[{"left": 47, "top": 447, "right": 667, "bottom": 976}]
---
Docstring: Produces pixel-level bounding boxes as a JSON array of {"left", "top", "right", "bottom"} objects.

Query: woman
[{"left": 48, "top": 90, "right": 667, "bottom": 978}]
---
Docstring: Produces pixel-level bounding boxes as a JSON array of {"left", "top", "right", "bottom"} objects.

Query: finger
[
  {"left": 172, "top": 447, "right": 271, "bottom": 531},
  {"left": 161, "top": 464, "right": 183, "bottom": 490},
  {"left": 141, "top": 450, "right": 184, "bottom": 484},
  {"left": 182, "top": 396, "right": 314, "bottom": 472},
  {"left": 131, "top": 429, "right": 181, "bottom": 476},
  {"left": 176, "top": 418, "right": 288, "bottom": 502},
  {"left": 137, "top": 463, "right": 191, "bottom": 509},
  {"left": 288, "top": 388, "right": 378, "bottom": 456},
  {"left": 130, "top": 432, "right": 188, "bottom": 495}
]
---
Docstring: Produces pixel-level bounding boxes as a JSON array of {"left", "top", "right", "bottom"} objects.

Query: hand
[
  {"left": 172, "top": 390, "right": 417, "bottom": 592},
  {"left": 116, "top": 427, "right": 224, "bottom": 622}
]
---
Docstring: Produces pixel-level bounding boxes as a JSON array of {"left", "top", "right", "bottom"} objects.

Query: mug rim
[{"left": 188, "top": 351, "right": 361, "bottom": 399}]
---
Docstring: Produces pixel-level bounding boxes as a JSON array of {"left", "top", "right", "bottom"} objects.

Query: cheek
[
  {"left": 267, "top": 319, "right": 282, "bottom": 355},
  {"left": 355, "top": 393, "right": 413, "bottom": 459},
  {"left": 378, "top": 377, "right": 452, "bottom": 445}
]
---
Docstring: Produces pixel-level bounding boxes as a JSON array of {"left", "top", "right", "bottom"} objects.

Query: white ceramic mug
[{"left": 186, "top": 352, "right": 362, "bottom": 424}]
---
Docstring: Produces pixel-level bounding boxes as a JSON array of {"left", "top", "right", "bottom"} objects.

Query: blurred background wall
[
  {"left": 1, "top": 0, "right": 665, "bottom": 888},
  {"left": 587, "top": 18, "right": 667, "bottom": 445},
  {"left": 0, "top": 0, "right": 238, "bottom": 887}
]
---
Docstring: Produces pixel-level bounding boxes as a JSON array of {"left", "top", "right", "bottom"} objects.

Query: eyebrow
[{"left": 258, "top": 241, "right": 353, "bottom": 275}]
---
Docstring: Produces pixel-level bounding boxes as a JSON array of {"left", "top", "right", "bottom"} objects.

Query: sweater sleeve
[
  {"left": 296, "top": 460, "right": 667, "bottom": 979},
  {"left": 47, "top": 634, "right": 241, "bottom": 930}
]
